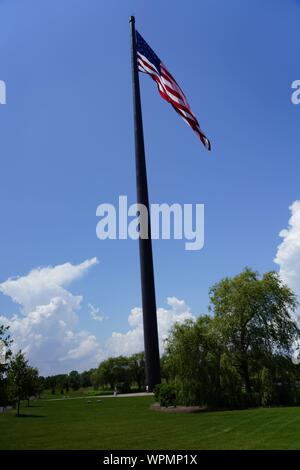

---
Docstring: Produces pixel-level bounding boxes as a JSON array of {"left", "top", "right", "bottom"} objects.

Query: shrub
[{"left": 154, "top": 382, "right": 176, "bottom": 407}]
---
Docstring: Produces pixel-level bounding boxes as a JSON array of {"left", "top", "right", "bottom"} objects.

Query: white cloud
[
  {"left": 61, "top": 333, "right": 100, "bottom": 361},
  {"left": 0, "top": 258, "right": 103, "bottom": 375},
  {"left": 274, "top": 200, "right": 300, "bottom": 321},
  {"left": 0, "top": 257, "right": 195, "bottom": 375},
  {"left": 107, "top": 297, "right": 195, "bottom": 356},
  {"left": 0, "top": 257, "right": 98, "bottom": 315}
]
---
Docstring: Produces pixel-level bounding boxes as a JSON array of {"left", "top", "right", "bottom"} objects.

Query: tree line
[
  {"left": 42, "top": 352, "right": 145, "bottom": 395},
  {"left": 0, "top": 342, "right": 147, "bottom": 416}
]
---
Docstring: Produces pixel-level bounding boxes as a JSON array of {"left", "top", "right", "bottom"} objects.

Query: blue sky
[{"left": 0, "top": 0, "right": 300, "bottom": 374}]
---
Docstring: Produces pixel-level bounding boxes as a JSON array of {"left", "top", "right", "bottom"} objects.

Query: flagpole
[{"left": 129, "top": 15, "right": 161, "bottom": 391}]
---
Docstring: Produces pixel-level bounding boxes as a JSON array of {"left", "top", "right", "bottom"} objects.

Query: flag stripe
[{"left": 136, "top": 31, "right": 211, "bottom": 151}]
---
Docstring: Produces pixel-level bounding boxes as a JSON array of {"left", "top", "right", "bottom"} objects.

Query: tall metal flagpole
[{"left": 129, "top": 16, "right": 161, "bottom": 391}]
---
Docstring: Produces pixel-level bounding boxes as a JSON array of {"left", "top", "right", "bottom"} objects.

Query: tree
[
  {"left": 209, "top": 268, "right": 299, "bottom": 402},
  {"left": 36, "top": 376, "right": 45, "bottom": 398},
  {"left": 165, "top": 316, "right": 222, "bottom": 406},
  {"left": 49, "top": 376, "right": 56, "bottom": 395},
  {"left": 129, "top": 352, "right": 145, "bottom": 391},
  {"left": 164, "top": 268, "right": 300, "bottom": 408},
  {"left": 23, "top": 367, "right": 39, "bottom": 406},
  {"left": 96, "top": 358, "right": 117, "bottom": 390},
  {"left": 56, "top": 374, "right": 68, "bottom": 394},
  {"left": 111, "top": 356, "right": 132, "bottom": 393},
  {"left": 8, "top": 351, "right": 29, "bottom": 416},
  {"left": 93, "top": 356, "right": 132, "bottom": 392},
  {"left": 68, "top": 370, "right": 80, "bottom": 391},
  {"left": 259, "top": 367, "right": 274, "bottom": 407},
  {"left": 90, "top": 369, "right": 101, "bottom": 390},
  {"left": 80, "top": 370, "right": 92, "bottom": 388},
  {"left": 160, "top": 355, "right": 171, "bottom": 383},
  {"left": 219, "top": 352, "right": 244, "bottom": 408}
]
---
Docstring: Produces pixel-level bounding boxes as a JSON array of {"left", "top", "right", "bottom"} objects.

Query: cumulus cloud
[
  {"left": 274, "top": 200, "right": 300, "bottom": 321},
  {"left": 0, "top": 257, "right": 195, "bottom": 375},
  {"left": 0, "top": 258, "right": 103, "bottom": 375},
  {"left": 0, "top": 258, "right": 98, "bottom": 315},
  {"left": 106, "top": 297, "right": 195, "bottom": 356}
]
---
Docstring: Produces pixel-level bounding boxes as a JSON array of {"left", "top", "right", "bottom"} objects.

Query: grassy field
[{"left": 1, "top": 396, "right": 300, "bottom": 449}]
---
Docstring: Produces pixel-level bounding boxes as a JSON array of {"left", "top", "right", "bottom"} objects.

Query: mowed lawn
[{"left": 1, "top": 396, "right": 300, "bottom": 449}]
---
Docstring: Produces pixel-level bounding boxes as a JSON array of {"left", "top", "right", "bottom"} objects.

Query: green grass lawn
[{"left": 1, "top": 396, "right": 300, "bottom": 449}]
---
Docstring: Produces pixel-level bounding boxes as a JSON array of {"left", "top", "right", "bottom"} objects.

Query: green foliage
[
  {"left": 219, "top": 353, "right": 245, "bottom": 408},
  {"left": 43, "top": 370, "right": 96, "bottom": 395},
  {"left": 7, "top": 351, "right": 29, "bottom": 415},
  {"left": 23, "top": 367, "right": 40, "bottom": 405},
  {"left": 164, "top": 268, "right": 300, "bottom": 408},
  {"left": 68, "top": 371, "right": 80, "bottom": 391},
  {"left": 80, "top": 370, "right": 92, "bottom": 388},
  {"left": 259, "top": 367, "right": 274, "bottom": 406},
  {"left": 154, "top": 382, "right": 176, "bottom": 407},
  {"left": 91, "top": 353, "right": 145, "bottom": 393},
  {"left": 6, "top": 351, "right": 42, "bottom": 413},
  {"left": 165, "top": 316, "right": 223, "bottom": 406},
  {"left": 129, "top": 352, "right": 145, "bottom": 391},
  {"left": 209, "top": 268, "right": 299, "bottom": 399},
  {"left": 95, "top": 357, "right": 129, "bottom": 391}
]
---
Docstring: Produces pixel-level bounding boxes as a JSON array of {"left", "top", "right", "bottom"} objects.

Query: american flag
[{"left": 136, "top": 31, "right": 211, "bottom": 151}]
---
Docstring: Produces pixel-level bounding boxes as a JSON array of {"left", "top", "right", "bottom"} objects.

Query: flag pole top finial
[{"left": 129, "top": 15, "right": 135, "bottom": 23}]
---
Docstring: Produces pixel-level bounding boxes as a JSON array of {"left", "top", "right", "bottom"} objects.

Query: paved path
[{"left": 45, "top": 392, "right": 153, "bottom": 401}]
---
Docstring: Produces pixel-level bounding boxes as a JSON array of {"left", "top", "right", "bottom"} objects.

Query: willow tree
[{"left": 209, "top": 268, "right": 299, "bottom": 400}]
